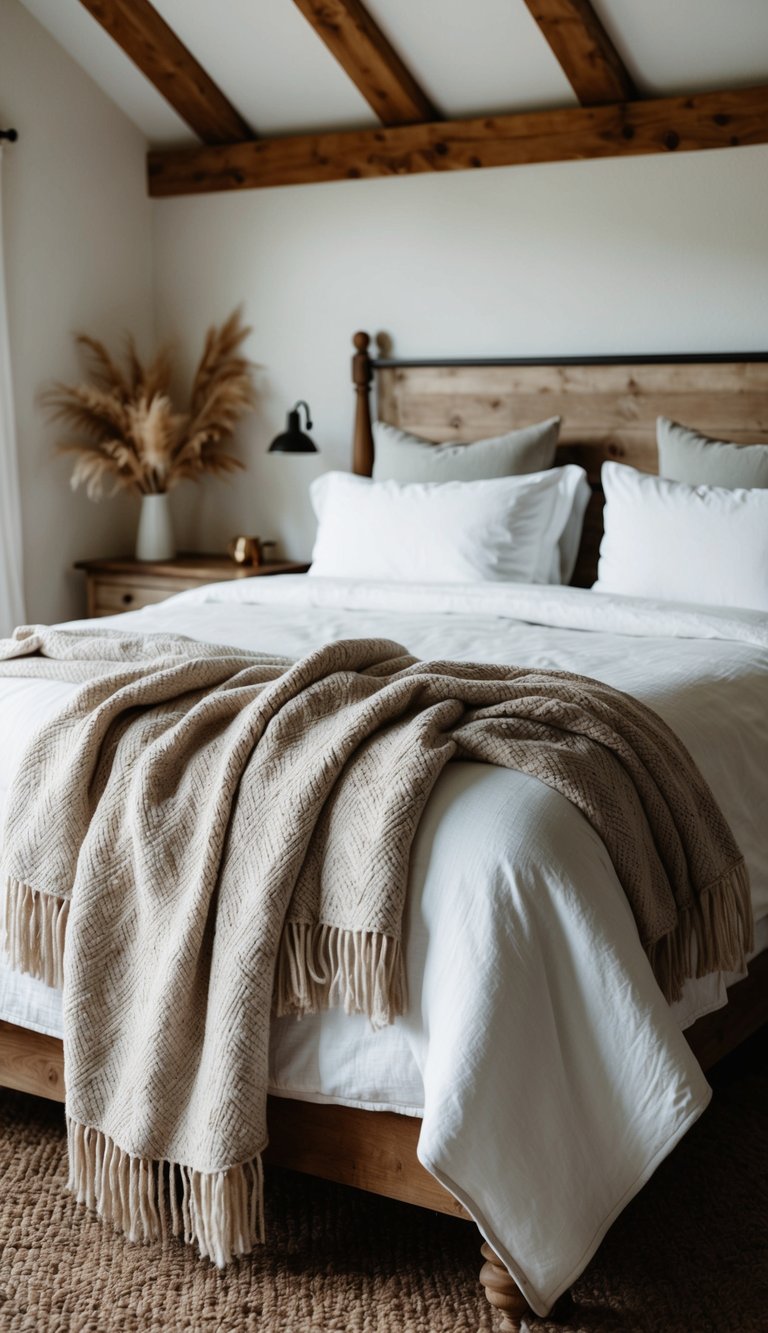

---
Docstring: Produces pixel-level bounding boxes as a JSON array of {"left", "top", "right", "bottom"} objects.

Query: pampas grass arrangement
[{"left": 44, "top": 309, "right": 256, "bottom": 499}]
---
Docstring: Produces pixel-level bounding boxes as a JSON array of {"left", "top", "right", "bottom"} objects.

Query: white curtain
[{"left": 0, "top": 145, "right": 25, "bottom": 635}]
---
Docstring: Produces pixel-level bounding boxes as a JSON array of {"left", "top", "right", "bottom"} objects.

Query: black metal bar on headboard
[{"left": 372, "top": 351, "right": 768, "bottom": 369}]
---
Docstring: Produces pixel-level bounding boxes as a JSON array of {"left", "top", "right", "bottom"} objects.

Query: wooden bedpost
[
  {"left": 479, "top": 1242, "right": 535, "bottom": 1331},
  {"left": 351, "top": 331, "right": 374, "bottom": 476}
]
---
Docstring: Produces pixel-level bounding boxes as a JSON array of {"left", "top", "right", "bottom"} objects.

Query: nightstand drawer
[{"left": 92, "top": 579, "right": 195, "bottom": 615}]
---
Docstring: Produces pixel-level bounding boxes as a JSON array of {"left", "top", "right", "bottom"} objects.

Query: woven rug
[{"left": 0, "top": 1030, "right": 765, "bottom": 1333}]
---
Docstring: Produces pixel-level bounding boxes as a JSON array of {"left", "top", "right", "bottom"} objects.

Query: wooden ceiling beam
[
  {"left": 522, "top": 0, "right": 635, "bottom": 105},
  {"left": 78, "top": 0, "right": 254, "bottom": 144},
  {"left": 147, "top": 84, "right": 768, "bottom": 197},
  {"left": 292, "top": 0, "right": 437, "bottom": 125}
]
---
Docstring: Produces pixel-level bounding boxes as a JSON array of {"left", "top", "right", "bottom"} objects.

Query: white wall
[
  {"left": 152, "top": 144, "right": 768, "bottom": 563},
  {"left": 1, "top": 0, "right": 155, "bottom": 622},
  {"left": 4, "top": 1, "right": 767, "bottom": 600}
]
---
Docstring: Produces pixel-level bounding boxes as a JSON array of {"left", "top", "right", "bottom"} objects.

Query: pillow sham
[
  {"left": 372, "top": 418, "right": 560, "bottom": 484},
  {"left": 371, "top": 417, "right": 588, "bottom": 582},
  {"left": 595, "top": 461, "right": 768, "bottom": 612},
  {"left": 309, "top": 466, "right": 589, "bottom": 586},
  {"left": 657, "top": 417, "right": 768, "bottom": 488}
]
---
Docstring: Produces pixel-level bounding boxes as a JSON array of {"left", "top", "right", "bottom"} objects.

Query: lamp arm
[{"left": 292, "top": 400, "right": 313, "bottom": 431}]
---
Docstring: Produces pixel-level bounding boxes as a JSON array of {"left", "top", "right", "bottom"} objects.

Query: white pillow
[
  {"left": 309, "top": 467, "right": 589, "bottom": 586},
  {"left": 595, "top": 462, "right": 768, "bottom": 611},
  {"left": 371, "top": 417, "right": 588, "bottom": 584}
]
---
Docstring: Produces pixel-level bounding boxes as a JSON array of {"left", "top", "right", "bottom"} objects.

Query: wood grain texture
[
  {"left": 375, "top": 360, "right": 768, "bottom": 470},
  {"left": 264, "top": 1096, "right": 467, "bottom": 1216},
  {"left": 522, "top": 0, "right": 634, "bottom": 104},
  {"left": 147, "top": 84, "right": 768, "bottom": 195},
  {"left": 0, "top": 1021, "right": 66, "bottom": 1102},
  {"left": 373, "top": 356, "right": 768, "bottom": 585},
  {"left": 78, "top": 0, "right": 253, "bottom": 144},
  {"left": 74, "top": 556, "right": 309, "bottom": 581},
  {"left": 292, "top": 0, "right": 436, "bottom": 125}
]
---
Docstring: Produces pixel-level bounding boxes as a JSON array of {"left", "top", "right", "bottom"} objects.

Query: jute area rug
[{"left": 0, "top": 1030, "right": 765, "bottom": 1333}]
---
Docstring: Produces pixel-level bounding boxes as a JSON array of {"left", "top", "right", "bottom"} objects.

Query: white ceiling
[
  {"left": 361, "top": 0, "right": 577, "bottom": 117},
  {"left": 17, "top": 0, "right": 768, "bottom": 150},
  {"left": 592, "top": 0, "right": 768, "bottom": 98}
]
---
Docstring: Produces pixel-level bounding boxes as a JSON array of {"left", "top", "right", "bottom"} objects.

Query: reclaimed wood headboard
[{"left": 350, "top": 332, "right": 768, "bottom": 587}]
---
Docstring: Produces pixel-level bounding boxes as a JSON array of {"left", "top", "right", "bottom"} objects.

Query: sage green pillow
[
  {"left": 372, "top": 418, "right": 560, "bottom": 484},
  {"left": 657, "top": 417, "right": 768, "bottom": 488}
]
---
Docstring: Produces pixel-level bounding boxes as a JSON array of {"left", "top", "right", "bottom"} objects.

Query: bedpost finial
[{"left": 353, "top": 331, "right": 370, "bottom": 353}]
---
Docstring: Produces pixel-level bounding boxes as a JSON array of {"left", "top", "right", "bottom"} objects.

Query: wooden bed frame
[{"left": 2, "top": 335, "right": 768, "bottom": 1329}]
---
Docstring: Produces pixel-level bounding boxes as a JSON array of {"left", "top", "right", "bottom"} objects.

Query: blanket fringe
[
  {"left": 2, "top": 876, "right": 68, "bottom": 989},
  {"left": 648, "top": 860, "right": 754, "bottom": 1004},
  {"left": 2, "top": 864, "right": 753, "bottom": 1018},
  {"left": 275, "top": 922, "right": 406, "bottom": 1029},
  {"left": 66, "top": 1115, "right": 264, "bottom": 1267}
]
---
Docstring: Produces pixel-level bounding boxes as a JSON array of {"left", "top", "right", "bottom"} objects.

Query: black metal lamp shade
[{"left": 269, "top": 400, "right": 318, "bottom": 454}]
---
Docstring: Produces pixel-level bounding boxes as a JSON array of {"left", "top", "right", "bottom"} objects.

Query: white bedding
[{"left": 1, "top": 576, "right": 766, "bottom": 1315}]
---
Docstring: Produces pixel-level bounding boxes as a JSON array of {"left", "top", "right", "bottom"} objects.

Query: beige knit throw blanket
[{"left": 0, "top": 625, "right": 753, "bottom": 1266}]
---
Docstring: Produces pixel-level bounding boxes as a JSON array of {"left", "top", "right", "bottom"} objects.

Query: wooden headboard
[{"left": 350, "top": 333, "right": 768, "bottom": 586}]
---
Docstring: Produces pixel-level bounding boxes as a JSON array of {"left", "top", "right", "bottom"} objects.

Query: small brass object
[{"left": 228, "top": 536, "right": 276, "bottom": 567}]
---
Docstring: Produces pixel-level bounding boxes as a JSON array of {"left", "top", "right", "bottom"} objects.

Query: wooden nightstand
[{"left": 75, "top": 555, "right": 310, "bottom": 619}]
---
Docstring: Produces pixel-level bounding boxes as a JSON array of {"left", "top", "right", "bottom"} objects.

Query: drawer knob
[{"left": 121, "top": 592, "right": 134, "bottom": 606}]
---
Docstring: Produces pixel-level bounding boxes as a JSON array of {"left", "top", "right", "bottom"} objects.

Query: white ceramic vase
[{"left": 135, "top": 493, "right": 175, "bottom": 562}]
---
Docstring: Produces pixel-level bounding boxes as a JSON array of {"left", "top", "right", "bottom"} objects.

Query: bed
[{"left": 1, "top": 335, "right": 767, "bottom": 1330}]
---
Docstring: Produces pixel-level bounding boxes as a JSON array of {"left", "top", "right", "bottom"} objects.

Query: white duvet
[{"left": 1, "top": 577, "right": 767, "bottom": 1315}]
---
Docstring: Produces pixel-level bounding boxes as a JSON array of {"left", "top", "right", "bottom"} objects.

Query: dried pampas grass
[{"left": 44, "top": 309, "right": 257, "bottom": 499}]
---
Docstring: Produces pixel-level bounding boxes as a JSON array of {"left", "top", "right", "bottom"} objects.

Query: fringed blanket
[{"left": 0, "top": 625, "right": 752, "bottom": 1265}]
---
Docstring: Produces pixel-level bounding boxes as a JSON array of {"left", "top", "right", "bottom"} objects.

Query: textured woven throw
[{"left": 0, "top": 625, "right": 752, "bottom": 1266}]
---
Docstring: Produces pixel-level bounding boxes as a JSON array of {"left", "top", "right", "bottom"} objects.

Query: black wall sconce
[{"left": 268, "top": 400, "right": 318, "bottom": 454}]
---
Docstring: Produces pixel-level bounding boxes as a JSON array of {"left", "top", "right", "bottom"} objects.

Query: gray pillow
[
  {"left": 372, "top": 418, "right": 560, "bottom": 484},
  {"left": 657, "top": 417, "right": 768, "bottom": 488}
]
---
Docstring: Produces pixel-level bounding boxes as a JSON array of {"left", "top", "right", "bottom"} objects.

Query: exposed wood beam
[
  {"left": 78, "top": 0, "right": 254, "bottom": 144},
  {"left": 147, "top": 84, "right": 768, "bottom": 198},
  {"left": 522, "top": 0, "right": 635, "bottom": 105},
  {"left": 292, "top": 0, "right": 437, "bottom": 125}
]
